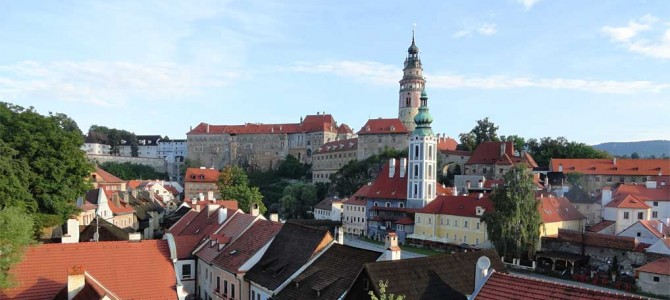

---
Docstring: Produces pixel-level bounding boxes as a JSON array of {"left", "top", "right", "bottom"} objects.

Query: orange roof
[
  {"left": 587, "top": 220, "right": 616, "bottom": 233},
  {"left": 0, "top": 241, "right": 177, "bottom": 299},
  {"left": 185, "top": 168, "right": 220, "bottom": 182},
  {"left": 337, "top": 123, "right": 353, "bottom": 134},
  {"left": 352, "top": 184, "right": 371, "bottom": 199},
  {"left": 357, "top": 118, "right": 409, "bottom": 135},
  {"left": 93, "top": 166, "right": 124, "bottom": 184},
  {"left": 127, "top": 180, "right": 145, "bottom": 189},
  {"left": 466, "top": 141, "right": 538, "bottom": 168},
  {"left": 615, "top": 183, "right": 670, "bottom": 202},
  {"left": 187, "top": 114, "right": 337, "bottom": 135},
  {"left": 418, "top": 194, "right": 493, "bottom": 218},
  {"left": 316, "top": 138, "right": 357, "bottom": 153},
  {"left": 550, "top": 158, "right": 670, "bottom": 176},
  {"left": 636, "top": 220, "right": 670, "bottom": 238},
  {"left": 538, "top": 196, "right": 585, "bottom": 223},
  {"left": 637, "top": 257, "right": 670, "bottom": 275},
  {"left": 437, "top": 137, "right": 458, "bottom": 151},
  {"left": 605, "top": 194, "right": 651, "bottom": 209},
  {"left": 185, "top": 200, "right": 239, "bottom": 210}
]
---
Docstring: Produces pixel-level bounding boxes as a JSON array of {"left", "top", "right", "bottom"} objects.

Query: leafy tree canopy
[
  {"left": 87, "top": 125, "right": 139, "bottom": 156},
  {"left": 279, "top": 182, "right": 319, "bottom": 219},
  {"left": 526, "top": 136, "right": 610, "bottom": 167},
  {"left": 218, "top": 166, "right": 267, "bottom": 214},
  {"left": 0, "top": 102, "right": 93, "bottom": 229},
  {"left": 369, "top": 280, "right": 405, "bottom": 300},
  {"left": 99, "top": 161, "right": 168, "bottom": 180},
  {"left": 481, "top": 164, "right": 542, "bottom": 259},
  {"left": 0, "top": 207, "right": 34, "bottom": 288},
  {"left": 458, "top": 117, "right": 499, "bottom": 152},
  {"left": 329, "top": 148, "right": 407, "bottom": 197}
]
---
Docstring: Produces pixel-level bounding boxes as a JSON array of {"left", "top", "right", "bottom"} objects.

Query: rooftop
[
  {"left": 185, "top": 167, "right": 220, "bottom": 183},
  {"left": 550, "top": 158, "right": 670, "bottom": 176},
  {"left": 356, "top": 118, "right": 409, "bottom": 135},
  {"left": 637, "top": 257, "right": 670, "bottom": 275}
]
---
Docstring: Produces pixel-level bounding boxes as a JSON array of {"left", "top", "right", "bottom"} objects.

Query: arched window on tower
[
  {"left": 406, "top": 97, "right": 410, "bottom": 107},
  {"left": 428, "top": 165, "right": 432, "bottom": 179},
  {"left": 428, "top": 146, "right": 433, "bottom": 160},
  {"left": 413, "top": 184, "right": 418, "bottom": 197},
  {"left": 414, "top": 165, "right": 419, "bottom": 177},
  {"left": 414, "top": 145, "right": 419, "bottom": 159},
  {"left": 428, "top": 184, "right": 432, "bottom": 198}
]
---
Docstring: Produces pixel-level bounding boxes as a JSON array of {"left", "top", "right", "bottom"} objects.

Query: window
[
  {"left": 414, "top": 165, "right": 419, "bottom": 177},
  {"left": 607, "top": 177, "right": 612, "bottom": 183},
  {"left": 595, "top": 176, "right": 600, "bottom": 182},
  {"left": 397, "top": 224, "right": 404, "bottom": 231},
  {"left": 619, "top": 177, "right": 625, "bottom": 183},
  {"left": 252, "top": 290, "right": 256, "bottom": 300},
  {"left": 399, "top": 203, "right": 405, "bottom": 208},
  {"left": 653, "top": 211, "right": 658, "bottom": 218},
  {"left": 446, "top": 219, "right": 450, "bottom": 226},
  {"left": 428, "top": 217, "right": 432, "bottom": 225},
  {"left": 476, "top": 222, "right": 480, "bottom": 229},
  {"left": 231, "top": 284, "right": 235, "bottom": 298},
  {"left": 654, "top": 201, "right": 659, "bottom": 207},
  {"left": 454, "top": 220, "right": 459, "bottom": 227},
  {"left": 414, "top": 145, "right": 419, "bottom": 159},
  {"left": 385, "top": 202, "right": 391, "bottom": 207},
  {"left": 624, "top": 212, "right": 629, "bottom": 219},
  {"left": 182, "top": 264, "right": 192, "bottom": 279},
  {"left": 653, "top": 276, "right": 660, "bottom": 282},
  {"left": 638, "top": 212, "right": 644, "bottom": 220},
  {"left": 636, "top": 232, "right": 641, "bottom": 237},
  {"left": 373, "top": 202, "right": 378, "bottom": 207},
  {"left": 216, "top": 276, "right": 220, "bottom": 292},
  {"left": 464, "top": 236, "right": 467, "bottom": 243},
  {"left": 224, "top": 280, "right": 228, "bottom": 295},
  {"left": 464, "top": 221, "right": 468, "bottom": 228}
]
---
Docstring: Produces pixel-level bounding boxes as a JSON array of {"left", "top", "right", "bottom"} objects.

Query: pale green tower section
[{"left": 407, "top": 88, "right": 437, "bottom": 209}]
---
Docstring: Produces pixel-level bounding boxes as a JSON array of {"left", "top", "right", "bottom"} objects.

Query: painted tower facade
[
  {"left": 406, "top": 89, "right": 437, "bottom": 208},
  {"left": 398, "top": 33, "right": 426, "bottom": 132}
]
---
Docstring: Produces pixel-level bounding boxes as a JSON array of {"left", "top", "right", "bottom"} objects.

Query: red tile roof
[
  {"left": 615, "top": 183, "right": 670, "bottom": 202},
  {"left": 164, "top": 185, "right": 180, "bottom": 195},
  {"left": 196, "top": 213, "right": 259, "bottom": 263},
  {"left": 466, "top": 141, "right": 538, "bottom": 168},
  {"left": 357, "top": 118, "right": 409, "bottom": 135},
  {"left": 550, "top": 158, "right": 670, "bottom": 176},
  {"left": 352, "top": 184, "right": 371, "bottom": 199},
  {"left": 337, "top": 123, "right": 353, "bottom": 134},
  {"left": 437, "top": 137, "right": 458, "bottom": 151},
  {"left": 363, "top": 162, "right": 408, "bottom": 200},
  {"left": 184, "top": 200, "right": 239, "bottom": 210},
  {"left": 418, "top": 194, "right": 493, "bottom": 218},
  {"left": 185, "top": 168, "right": 220, "bottom": 183},
  {"left": 167, "top": 210, "right": 198, "bottom": 235},
  {"left": 343, "top": 197, "right": 367, "bottom": 206},
  {"left": 316, "top": 138, "right": 357, "bottom": 153},
  {"left": 395, "top": 216, "right": 415, "bottom": 225},
  {"left": 636, "top": 220, "right": 670, "bottom": 238},
  {"left": 173, "top": 235, "right": 205, "bottom": 259},
  {"left": 0, "top": 241, "right": 177, "bottom": 299},
  {"left": 538, "top": 196, "right": 585, "bottom": 223},
  {"left": 213, "top": 220, "right": 283, "bottom": 272},
  {"left": 605, "top": 194, "right": 651, "bottom": 209},
  {"left": 587, "top": 220, "right": 616, "bottom": 233},
  {"left": 637, "top": 257, "right": 670, "bottom": 276},
  {"left": 187, "top": 114, "right": 337, "bottom": 135},
  {"left": 127, "top": 179, "right": 144, "bottom": 189},
  {"left": 92, "top": 166, "right": 125, "bottom": 184},
  {"left": 474, "top": 271, "right": 645, "bottom": 300}
]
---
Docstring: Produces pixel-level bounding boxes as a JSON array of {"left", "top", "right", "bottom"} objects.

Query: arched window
[
  {"left": 428, "top": 146, "right": 433, "bottom": 160},
  {"left": 428, "top": 165, "right": 432, "bottom": 178},
  {"left": 413, "top": 184, "right": 418, "bottom": 197},
  {"left": 414, "top": 145, "right": 419, "bottom": 159},
  {"left": 399, "top": 203, "right": 405, "bottom": 208},
  {"left": 428, "top": 184, "right": 432, "bottom": 197},
  {"left": 406, "top": 97, "right": 410, "bottom": 106},
  {"left": 385, "top": 202, "right": 391, "bottom": 207},
  {"left": 414, "top": 165, "right": 419, "bottom": 177},
  {"left": 373, "top": 202, "right": 379, "bottom": 207}
]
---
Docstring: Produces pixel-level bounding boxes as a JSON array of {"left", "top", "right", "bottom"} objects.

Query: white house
[
  {"left": 617, "top": 220, "right": 669, "bottom": 245},
  {"left": 636, "top": 257, "right": 670, "bottom": 298}
]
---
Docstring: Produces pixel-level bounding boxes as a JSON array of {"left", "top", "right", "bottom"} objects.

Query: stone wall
[
  {"left": 357, "top": 133, "right": 408, "bottom": 161},
  {"left": 87, "top": 154, "right": 167, "bottom": 173},
  {"left": 542, "top": 238, "right": 647, "bottom": 274}
]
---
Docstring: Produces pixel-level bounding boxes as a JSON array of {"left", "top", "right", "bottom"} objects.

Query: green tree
[
  {"left": 630, "top": 152, "right": 640, "bottom": 159},
  {"left": 525, "top": 137, "right": 610, "bottom": 167},
  {"left": 218, "top": 166, "right": 267, "bottom": 214},
  {"left": 458, "top": 117, "right": 499, "bottom": 151},
  {"left": 279, "top": 183, "right": 319, "bottom": 219},
  {"left": 481, "top": 164, "right": 542, "bottom": 259},
  {"left": 98, "top": 162, "right": 168, "bottom": 180},
  {"left": 369, "top": 280, "right": 405, "bottom": 300},
  {"left": 0, "top": 207, "right": 35, "bottom": 288},
  {"left": 0, "top": 103, "right": 93, "bottom": 229},
  {"left": 329, "top": 148, "right": 407, "bottom": 197}
]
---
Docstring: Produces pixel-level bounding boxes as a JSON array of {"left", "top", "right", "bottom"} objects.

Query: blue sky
[{"left": 1, "top": 0, "right": 669, "bottom": 144}]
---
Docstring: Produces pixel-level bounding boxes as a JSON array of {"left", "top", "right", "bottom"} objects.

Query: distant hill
[{"left": 592, "top": 140, "right": 670, "bottom": 158}]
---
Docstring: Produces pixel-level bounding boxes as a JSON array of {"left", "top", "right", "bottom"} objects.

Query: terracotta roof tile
[
  {"left": 418, "top": 195, "right": 493, "bottom": 218},
  {"left": 316, "top": 138, "right": 358, "bottom": 153},
  {"left": 195, "top": 213, "right": 258, "bottom": 263},
  {"left": 605, "top": 194, "right": 651, "bottom": 209},
  {"left": 587, "top": 220, "right": 616, "bottom": 233},
  {"left": 637, "top": 257, "right": 670, "bottom": 276},
  {"left": 92, "top": 166, "right": 125, "bottom": 184},
  {"left": 337, "top": 123, "right": 353, "bottom": 134},
  {"left": 467, "top": 141, "right": 537, "bottom": 168},
  {"left": 173, "top": 235, "right": 205, "bottom": 259},
  {"left": 636, "top": 220, "right": 670, "bottom": 238},
  {"left": 0, "top": 241, "right": 177, "bottom": 299},
  {"left": 364, "top": 162, "right": 407, "bottom": 200},
  {"left": 187, "top": 114, "right": 337, "bottom": 135},
  {"left": 437, "top": 137, "right": 458, "bottom": 151},
  {"left": 184, "top": 200, "right": 239, "bottom": 210},
  {"left": 475, "top": 271, "right": 645, "bottom": 299},
  {"left": 550, "top": 158, "right": 670, "bottom": 176},
  {"left": 615, "top": 184, "right": 670, "bottom": 202},
  {"left": 185, "top": 168, "right": 220, "bottom": 183},
  {"left": 357, "top": 118, "right": 409, "bottom": 135},
  {"left": 538, "top": 196, "right": 585, "bottom": 223}
]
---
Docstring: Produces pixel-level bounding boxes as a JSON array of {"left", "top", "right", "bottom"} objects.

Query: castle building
[{"left": 398, "top": 32, "right": 425, "bottom": 132}]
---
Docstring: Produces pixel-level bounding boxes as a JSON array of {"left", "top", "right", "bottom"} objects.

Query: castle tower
[
  {"left": 406, "top": 88, "right": 437, "bottom": 208},
  {"left": 398, "top": 30, "right": 426, "bottom": 132}
]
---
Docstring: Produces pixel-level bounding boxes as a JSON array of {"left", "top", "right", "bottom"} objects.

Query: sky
[{"left": 1, "top": 0, "right": 669, "bottom": 145}]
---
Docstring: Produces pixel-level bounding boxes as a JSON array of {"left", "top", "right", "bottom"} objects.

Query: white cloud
[
  {"left": 602, "top": 14, "right": 670, "bottom": 59},
  {"left": 516, "top": 0, "right": 541, "bottom": 10},
  {"left": 0, "top": 61, "right": 237, "bottom": 106},
  {"left": 453, "top": 23, "right": 497, "bottom": 38},
  {"left": 287, "top": 61, "right": 670, "bottom": 94}
]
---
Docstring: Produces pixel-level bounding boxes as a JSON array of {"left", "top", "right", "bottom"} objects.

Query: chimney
[
  {"left": 645, "top": 180, "right": 657, "bottom": 189},
  {"left": 466, "top": 180, "right": 471, "bottom": 190},
  {"left": 613, "top": 157, "right": 617, "bottom": 166},
  {"left": 270, "top": 213, "right": 279, "bottom": 222},
  {"left": 218, "top": 208, "right": 228, "bottom": 224},
  {"left": 399, "top": 158, "right": 407, "bottom": 178},
  {"left": 389, "top": 158, "right": 396, "bottom": 178},
  {"left": 478, "top": 179, "right": 484, "bottom": 189},
  {"left": 657, "top": 222, "right": 664, "bottom": 237},
  {"left": 206, "top": 124, "right": 210, "bottom": 133},
  {"left": 250, "top": 203, "right": 260, "bottom": 217},
  {"left": 336, "top": 226, "right": 344, "bottom": 244},
  {"left": 199, "top": 192, "right": 205, "bottom": 202},
  {"left": 500, "top": 143, "right": 506, "bottom": 157},
  {"left": 478, "top": 193, "right": 484, "bottom": 199},
  {"left": 191, "top": 197, "right": 197, "bottom": 206},
  {"left": 601, "top": 187, "right": 613, "bottom": 207},
  {"left": 558, "top": 164, "right": 563, "bottom": 172},
  {"left": 67, "top": 266, "right": 86, "bottom": 300},
  {"left": 128, "top": 232, "right": 141, "bottom": 241},
  {"left": 474, "top": 256, "right": 491, "bottom": 293},
  {"left": 207, "top": 190, "right": 215, "bottom": 202},
  {"left": 384, "top": 233, "right": 401, "bottom": 261},
  {"left": 62, "top": 219, "right": 80, "bottom": 244}
]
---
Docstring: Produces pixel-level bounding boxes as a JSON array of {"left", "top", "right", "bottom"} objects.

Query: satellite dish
[{"left": 477, "top": 256, "right": 491, "bottom": 271}]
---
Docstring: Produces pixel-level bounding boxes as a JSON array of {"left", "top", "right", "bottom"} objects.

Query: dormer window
[{"left": 200, "top": 175, "right": 205, "bottom": 180}]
